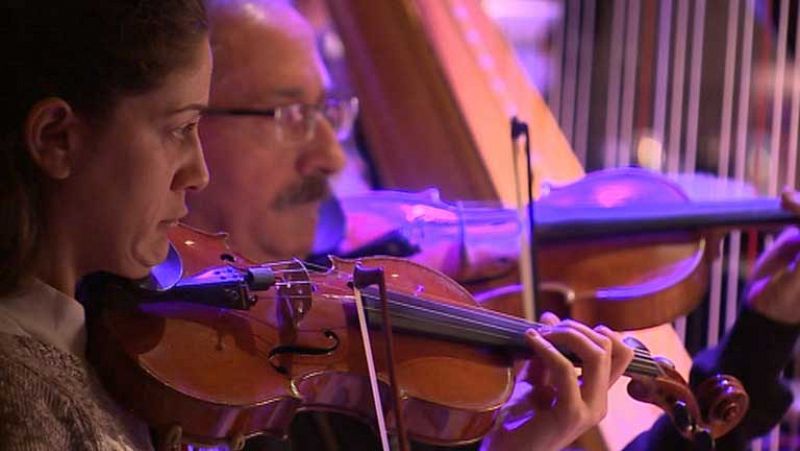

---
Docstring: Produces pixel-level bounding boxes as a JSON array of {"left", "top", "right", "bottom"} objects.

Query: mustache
[{"left": 273, "top": 174, "right": 331, "bottom": 210}]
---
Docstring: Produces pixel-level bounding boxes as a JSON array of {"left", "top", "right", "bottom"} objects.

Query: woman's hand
[{"left": 481, "top": 312, "right": 634, "bottom": 451}]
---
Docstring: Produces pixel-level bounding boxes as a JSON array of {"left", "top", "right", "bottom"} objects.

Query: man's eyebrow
[
  {"left": 269, "top": 87, "right": 335, "bottom": 102},
  {"left": 270, "top": 87, "right": 305, "bottom": 100}
]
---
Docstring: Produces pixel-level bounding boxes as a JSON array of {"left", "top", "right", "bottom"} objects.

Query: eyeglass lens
[{"left": 275, "top": 98, "right": 358, "bottom": 143}]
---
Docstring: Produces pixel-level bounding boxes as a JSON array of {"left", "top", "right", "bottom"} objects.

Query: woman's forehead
[{"left": 112, "top": 40, "right": 212, "bottom": 120}]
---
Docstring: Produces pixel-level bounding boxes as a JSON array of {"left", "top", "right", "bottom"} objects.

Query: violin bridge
[{"left": 273, "top": 259, "right": 313, "bottom": 329}]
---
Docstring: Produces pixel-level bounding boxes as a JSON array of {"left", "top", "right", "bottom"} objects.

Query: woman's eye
[{"left": 173, "top": 122, "right": 198, "bottom": 139}]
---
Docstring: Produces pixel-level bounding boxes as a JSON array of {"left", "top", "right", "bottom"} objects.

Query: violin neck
[
  {"left": 535, "top": 197, "right": 792, "bottom": 241},
  {"left": 360, "top": 288, "right": 663, "bottom": 379}
]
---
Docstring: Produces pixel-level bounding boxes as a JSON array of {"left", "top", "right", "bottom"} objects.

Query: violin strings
[
  {"left": 259, "top": 285, "right": 663, "bottom": 375},
  {"left": 273, "top": 281, "right": 313, "bottom": 288},
  {"left": 197, "top": 251, "right": 668, "bottom": 377},
  {"left": 357, "top": 300, "right": 660, "bottom": 377},
  {"left": 268, "top": 269, "right": 575, "bottom": 355},
  {"left": 218, "top": 289, "right": 661, "bottom": 377},
  {"left": 360, "top": 290, "right": 663, "bottom": 376},
  {"left": 259, "top": 288, "right": 544, "bottom": 343},
  {"left": 236, "top": 263, "right": 665, "bottom": 377},
  {"left": 262, "top": 287, "right": 663, "bottom": 366},
  {"left": 381, "top": 299, "right": 663, "bottom": 375}
]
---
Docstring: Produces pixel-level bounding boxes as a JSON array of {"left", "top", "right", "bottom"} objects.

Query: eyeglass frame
[{"left": 201, "top": 96, "right": 359, "bottom": 144}]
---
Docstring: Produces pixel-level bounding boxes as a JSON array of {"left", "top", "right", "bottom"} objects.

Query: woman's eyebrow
[{"left": 168, "top": 103, "right": 208, "bottom": 115}]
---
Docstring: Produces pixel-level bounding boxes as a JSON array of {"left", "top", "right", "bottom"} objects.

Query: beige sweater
[{"left": 0, "top": 280, "right": 152, "bottom": 450}]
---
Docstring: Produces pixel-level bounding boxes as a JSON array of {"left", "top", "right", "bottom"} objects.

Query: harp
[{"left": 326, "top": 0, "right": 583, "bottom": 203}]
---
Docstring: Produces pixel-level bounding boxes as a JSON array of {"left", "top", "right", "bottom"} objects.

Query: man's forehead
[
  {"left": 210, "top": 0, "right": 315, "bottom": 44},
  {"left": 213, "top": 15, "right": 314, "bottom": 59},
  {"left": 213, "top": 41, "right": 331, "bottom": 105},
  {"left": 209, "top": 1, "right": 332, "bottom": 105},
  {"left": 212, "top": 10, "right": 316, "bottom": 62},
  {"left": 214, "top": 50, "right": 329, "bottom": 104},
  {"left": 211, "top": 77, "right": 328, "bottom": 111}
]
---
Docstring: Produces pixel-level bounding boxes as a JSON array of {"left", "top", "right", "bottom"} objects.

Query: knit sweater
[{"left": 0, "top": 280, "right": 152, "bottom": 450}]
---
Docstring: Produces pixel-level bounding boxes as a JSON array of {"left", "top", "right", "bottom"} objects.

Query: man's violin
[
  {"left": 80, "top": 224, "right": 748, "bottom": 450},
  {"left": 331, "top": 168, "right": 796, "bottom": 329}
]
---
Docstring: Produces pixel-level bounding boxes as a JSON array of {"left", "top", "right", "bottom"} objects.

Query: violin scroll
[
  {"left": 695, "top": 375, "right": 749, "bottom": 437},
  {"left": 625, "top": 358, "right": 749, "bottom": 449}
]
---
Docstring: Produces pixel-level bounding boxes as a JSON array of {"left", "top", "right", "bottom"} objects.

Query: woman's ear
[{"left": 24, "top": 98, "right": 80, "bottom": 180}]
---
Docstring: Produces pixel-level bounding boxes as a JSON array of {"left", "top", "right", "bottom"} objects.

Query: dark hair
[{"left": 0, "top": 0, "right": 208, "bottom": 294}]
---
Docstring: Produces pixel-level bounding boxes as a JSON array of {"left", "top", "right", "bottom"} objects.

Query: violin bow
[
  {"left": 511, "top": 116, "right": 541, "bottom": 322},
  {"left": 352, "top": 266, "right": 411, "bottom": 451}
]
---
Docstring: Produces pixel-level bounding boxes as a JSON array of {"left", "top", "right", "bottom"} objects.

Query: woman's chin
[{"left": 126, "top": 240, "right": 171, "bottom": 278}]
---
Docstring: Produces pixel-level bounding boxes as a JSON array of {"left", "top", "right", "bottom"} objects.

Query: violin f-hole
[{"left": 267, "top": 330, "right": 340, "bottom": 375}]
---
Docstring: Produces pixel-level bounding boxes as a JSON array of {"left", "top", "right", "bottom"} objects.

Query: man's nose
[{"left": 296, "top": 118, "right": 346, "bottom": 177}]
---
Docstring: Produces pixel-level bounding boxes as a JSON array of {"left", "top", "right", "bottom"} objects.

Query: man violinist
[
  {"left": 186, "top": 0, "right": 800, "bottom": 449},
  {"left": 190, "top": 1, "right": 631, "bottom": 450}
]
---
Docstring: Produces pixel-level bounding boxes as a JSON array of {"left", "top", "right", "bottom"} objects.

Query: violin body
[
  {"left": 85, "top": 225, "right": 516, "bottom": 448},
  {"left": 478, "top": 168, "right": 710, "bottom": 330},
  {"left": 336, "top": 168, "right": 793, "bottom": 330},
  {"left": 84, "top": 228, "right": 297, "bottom": 447}
]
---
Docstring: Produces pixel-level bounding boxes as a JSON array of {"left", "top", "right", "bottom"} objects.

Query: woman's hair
[{"left": 0, "top": 0, "right": 208, "bottom": 294}]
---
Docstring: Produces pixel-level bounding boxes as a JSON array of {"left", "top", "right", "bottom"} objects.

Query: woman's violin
[
  {"left": 81, "top": 224, "right": 749, "bottom": 450},
  {"left": 331, "top": 168, "right": 796, "bottom": 329}
]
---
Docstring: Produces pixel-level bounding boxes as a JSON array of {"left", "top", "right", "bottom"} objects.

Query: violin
[
  {"left": 81, "top": 224, "right": 749, "bottom": 450},
  {"left": 330, "top": 168, "right": 796, "bottom": 330}
]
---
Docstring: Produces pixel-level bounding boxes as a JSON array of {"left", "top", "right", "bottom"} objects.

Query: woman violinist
[
  {"left": 0, "top": 1, "right": 631, "bottom": 451},
  {"left": 0, "top": 0, "right": 210, "bottom": 448}
]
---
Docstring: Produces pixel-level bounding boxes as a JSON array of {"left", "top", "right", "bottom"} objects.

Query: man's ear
[{"left": 24, "top": 98, "right": 81, "bottom": 180}]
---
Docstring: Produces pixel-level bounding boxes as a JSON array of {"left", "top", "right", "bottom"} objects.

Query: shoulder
[
  {"left": 0, "top": 331, "right": 84, "bottom": 382},
  {"left": 0, "top": 333, "right": 81, "bottom": 449},
  {"left": 0, "top": 331, "right": 84, "bottom": 393},
  {"left": 0, "top": 333, "right": 152, "bottom": 450},
  {"left": 0, "top": 331, "right": 68, "bottom": 375}
]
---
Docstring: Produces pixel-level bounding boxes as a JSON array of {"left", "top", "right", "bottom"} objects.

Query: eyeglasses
[{"left": 203, "top": 97, "right": 359, "bottom": 144}]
